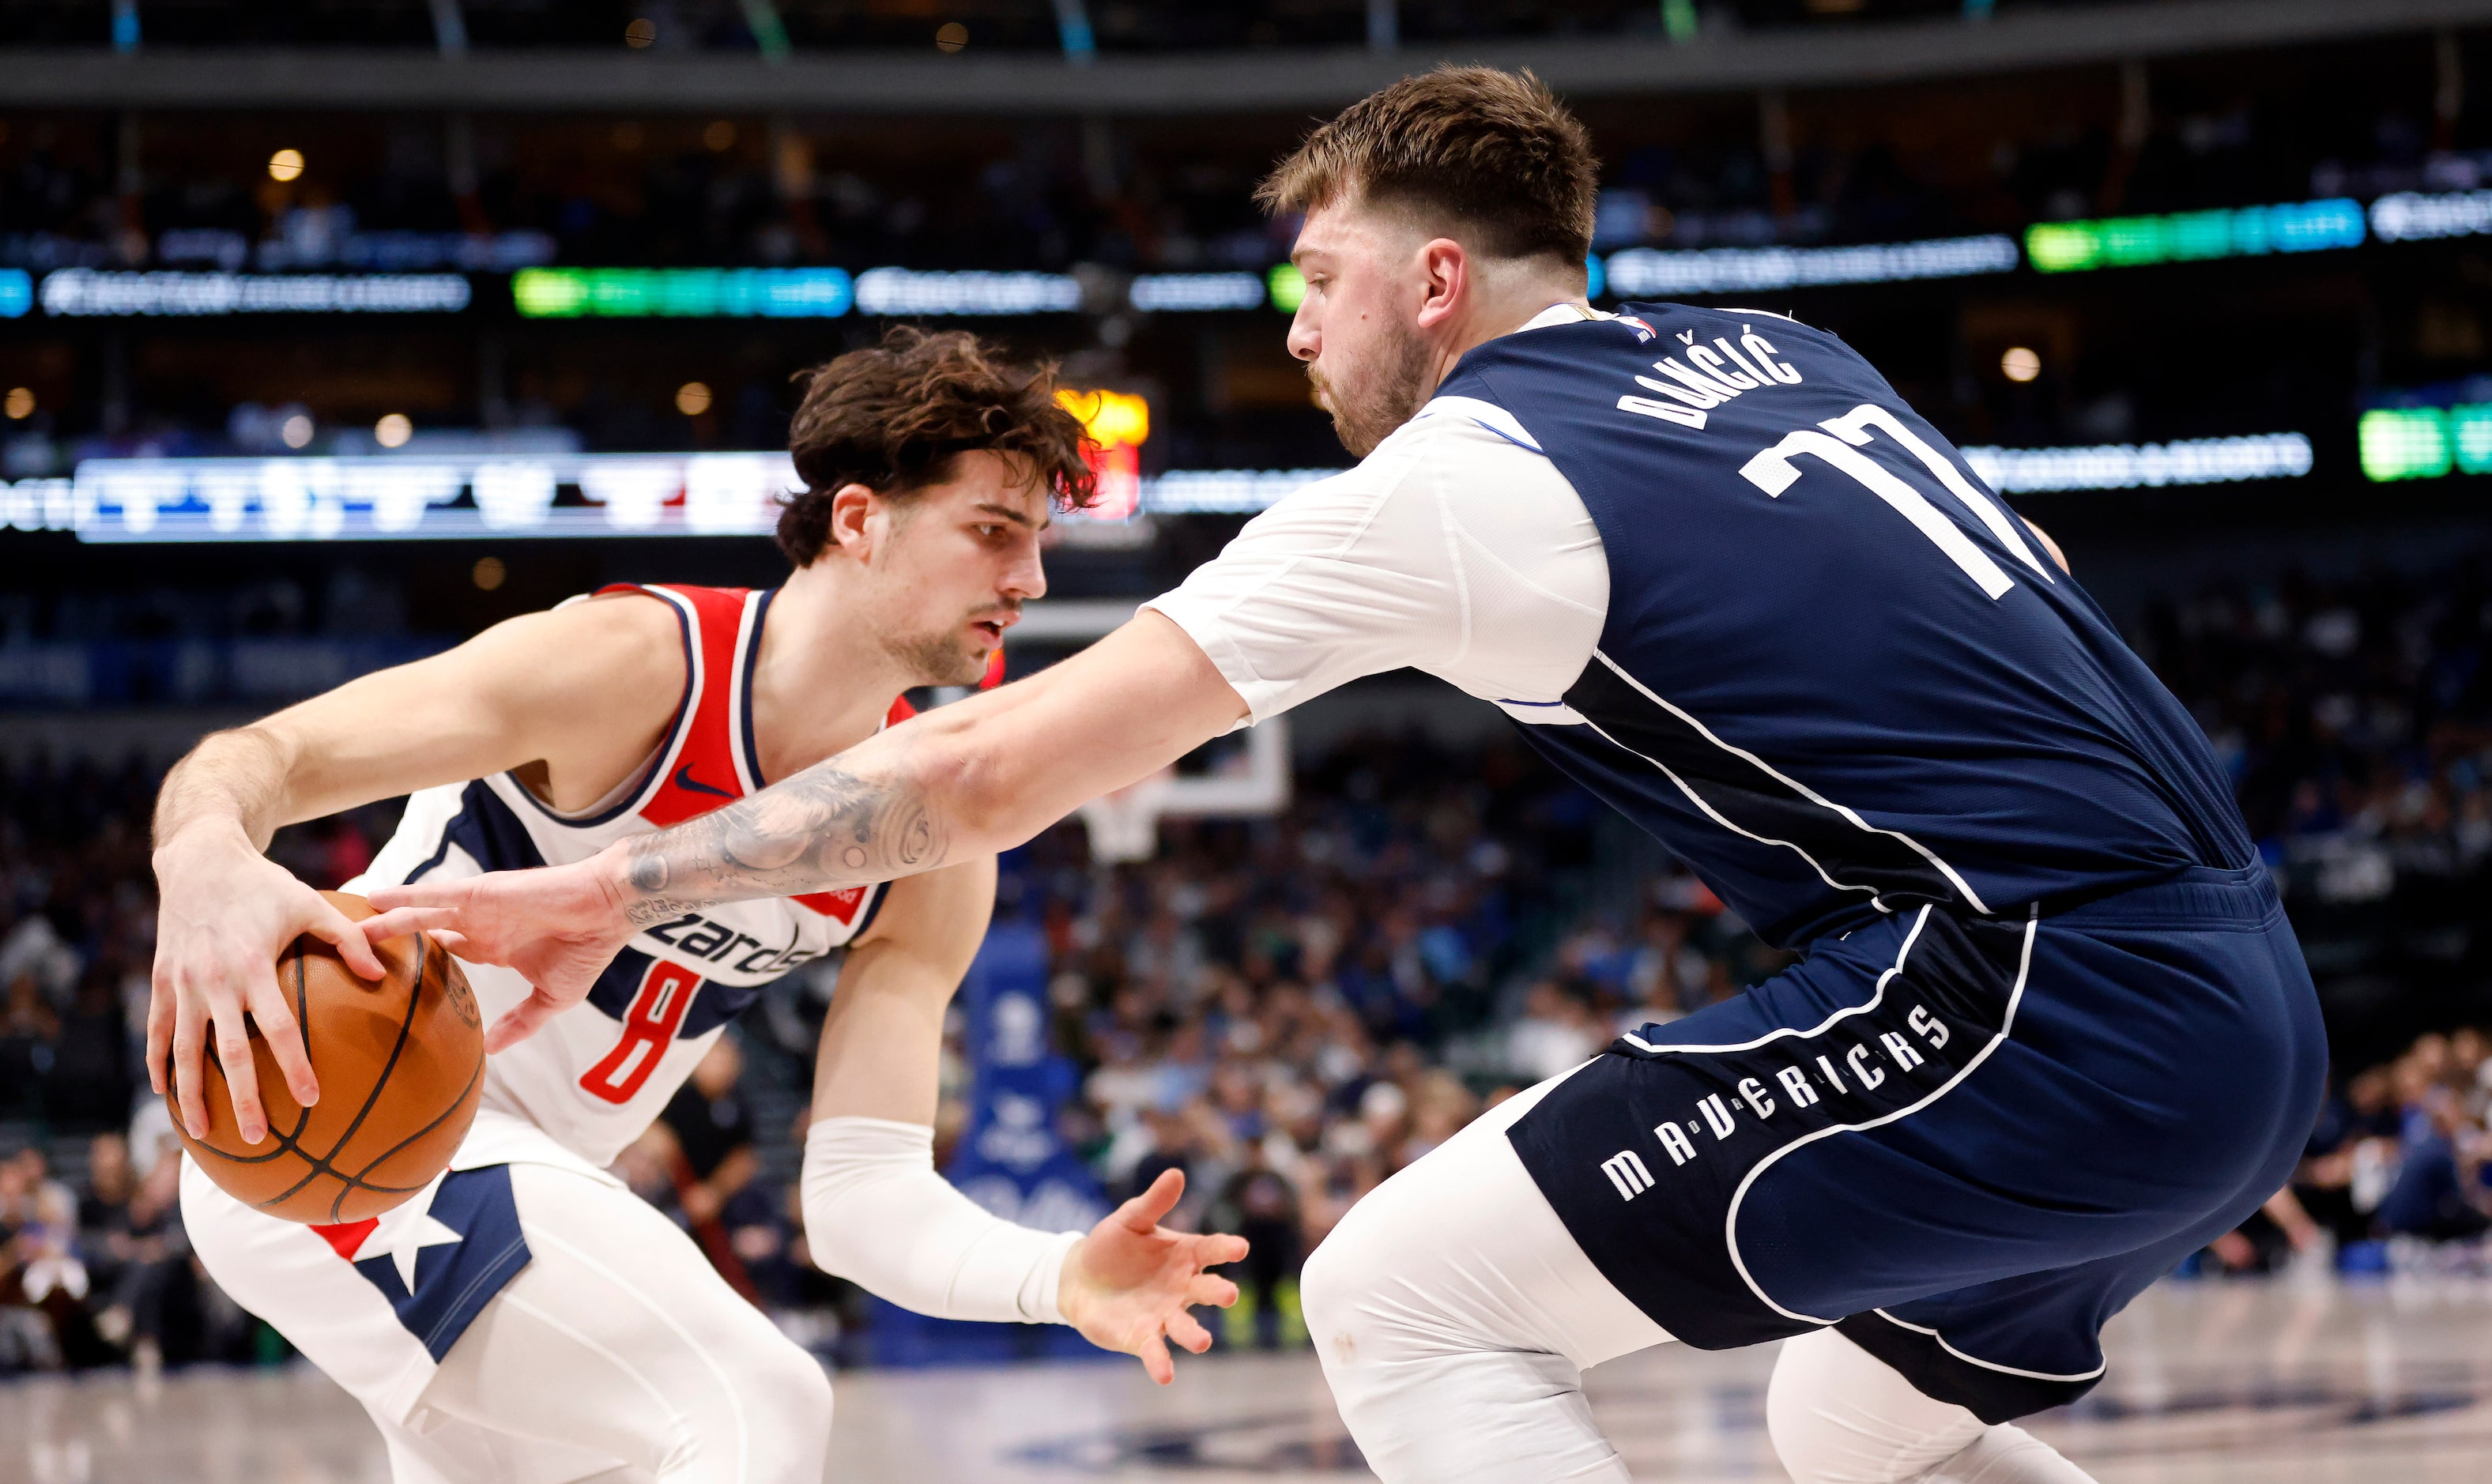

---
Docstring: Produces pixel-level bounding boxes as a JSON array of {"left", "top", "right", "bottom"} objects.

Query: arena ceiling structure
[{"left": 1, "top": 0, "right": 2489, "bottom": 112}]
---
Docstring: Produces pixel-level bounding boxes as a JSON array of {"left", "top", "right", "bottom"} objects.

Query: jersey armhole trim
[
  {"left": 737, "top": 586, "right": 778, "bottom": 791},
  {"left": 503, "top": 583, "right": 699, "bottom": 830}
]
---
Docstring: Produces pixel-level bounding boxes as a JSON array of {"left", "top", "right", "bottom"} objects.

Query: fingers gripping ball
[{"left": 172, "top": 891, "right": 484, "bottom": 1224}]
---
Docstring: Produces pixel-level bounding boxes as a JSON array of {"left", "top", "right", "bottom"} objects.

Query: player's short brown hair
[
  {"left": 1256, "top": 66, "right": 1597, "bottom": 268},
  {"left": 776, "top": 326, "right": 1097, "bottom": 566}
]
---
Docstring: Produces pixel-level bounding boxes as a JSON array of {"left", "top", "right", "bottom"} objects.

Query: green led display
[
  {"left": 511, "top": 267, "right": 853, "bottom": 318},
  {"left": 2360, "top": 409, "right": 2453, "bottom": 482},
  {"left": 1266, "top": 262, "right": 1306, "bottom": 313},
  {"left": 2453, "top": 404, "right": 2492, "bottom": 475},
  {"left": 2027, "top": 199, "right": 2366, "bottom": 274}
]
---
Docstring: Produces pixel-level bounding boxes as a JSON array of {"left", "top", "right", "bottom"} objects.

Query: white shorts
[{"left": 184, "top": 1109, "right": 833, "bottom": 1484}]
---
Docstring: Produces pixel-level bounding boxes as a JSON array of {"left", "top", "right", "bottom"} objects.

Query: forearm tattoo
[{"left": 619, "top": 759, "right": 949, "bottom": 926}]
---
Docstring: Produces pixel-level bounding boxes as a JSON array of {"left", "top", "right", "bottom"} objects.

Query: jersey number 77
[{"left": 1739, "top": 404, "right": 2056, "bottom": 600}]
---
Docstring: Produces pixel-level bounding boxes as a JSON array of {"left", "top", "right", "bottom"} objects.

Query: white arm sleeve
[
  {"left": 801, "top": 1116, "right": 1083, "bottom": 1325},
  {"left": 1143, "top": 396, "right": 1609, "bottom": 725}
]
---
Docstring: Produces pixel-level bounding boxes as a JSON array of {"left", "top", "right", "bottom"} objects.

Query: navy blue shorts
[{"left": 1508, "top": 864, "right": 2324, "bottom": 1423}]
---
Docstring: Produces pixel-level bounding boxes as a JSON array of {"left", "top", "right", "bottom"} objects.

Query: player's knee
[
  {"left": 766, "top": 1345, "right": 836, "bottom": 1429},
  {"left": 739, "top": 1341, "right": 835, "bottom": 1463},
  {"left": 1766, "top": 1330, "right": 1985, "bottom": 1484}
]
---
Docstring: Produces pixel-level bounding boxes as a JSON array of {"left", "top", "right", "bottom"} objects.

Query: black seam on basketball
[
  {"left": 248, "top": 933, "right": 429, "bottom": 1213},
  {"left": 186, "top": 994, "right": 315, "bottom": 1167},
  {"left": 316, "top": 928, "right": 427, "bottom": 1165},
  {"left": 341, "top": 1053, "right": 483, "bottom": 1190},
  {"left": 318, "top": 936, "right": 471, "bottom": 1222}
]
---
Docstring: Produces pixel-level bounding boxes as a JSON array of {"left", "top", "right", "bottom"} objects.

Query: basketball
[{"left": 171, "top": 891, "right": 484, "bottom": 1226}]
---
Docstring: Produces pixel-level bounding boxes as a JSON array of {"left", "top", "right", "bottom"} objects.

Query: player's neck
[
  {"left": 1425, "top": 275, "right": 1589, "bottom": 394},
  {"left": 742, "top": 562, "right": 918, "bottom": 785}
]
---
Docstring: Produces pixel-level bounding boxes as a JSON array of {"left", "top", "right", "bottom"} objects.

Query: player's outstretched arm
[
  {"left": 149, "top": 594, "right": 682, "bottom": 1143},
  {"left": 798, "top": 853, "right": 1245, "bottom": 1381},
  {"left": 367, "top": 612, "right": 1250, "bottom": 1049}
]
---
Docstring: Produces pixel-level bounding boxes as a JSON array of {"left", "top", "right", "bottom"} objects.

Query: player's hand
[
  {"left": 149, "top": 823, "right": 388, "bottom": 1145},
  {"left": 363, "top": 853, "right": 633, "bottom": 1052},
  {"left": 1057, "top": 1168, "right": 1249, "bottom": 1384}
]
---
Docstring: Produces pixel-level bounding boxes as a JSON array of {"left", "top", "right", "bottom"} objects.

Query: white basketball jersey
[{"left": 351, "top": 583, "right": 906, "bottom": 1169}]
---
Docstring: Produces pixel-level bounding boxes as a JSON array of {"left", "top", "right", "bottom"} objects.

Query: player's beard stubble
[
  {"left": 880, "top": 602, "right": 1012, "bottom": 687},
  {"left": 1310, "top": 318, "right": 1435, "bottom": 458}
]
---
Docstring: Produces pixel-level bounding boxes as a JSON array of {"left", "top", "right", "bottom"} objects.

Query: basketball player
[
  {"left": 149, "top": 329, "right": 1246, "bottom": 1484},
  {"left": 367, "top": 71, "right": 2324, "bottom": 1484}
]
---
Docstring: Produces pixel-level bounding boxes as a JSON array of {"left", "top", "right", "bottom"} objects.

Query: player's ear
[
  {"left": 1415, "top": 237, "right": 1467, "bottom": 330},
  {"left": 825, "top": 482, "right": 879, "bottom": 560}
]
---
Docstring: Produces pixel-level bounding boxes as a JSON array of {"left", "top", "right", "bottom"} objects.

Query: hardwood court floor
[{"left": 8, "top": 1277, "right": 2492, "bottom": 1482}]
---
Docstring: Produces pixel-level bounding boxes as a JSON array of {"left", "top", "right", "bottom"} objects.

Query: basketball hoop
[
  {"left": 1077, "top": 770, "right": 1175, "bottom": 864},
  {"left": 998, "top": 599, "right": 1299, "bottom": 864}
]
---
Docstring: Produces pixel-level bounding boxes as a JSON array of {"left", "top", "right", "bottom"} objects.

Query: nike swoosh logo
[{"left": 673, "top": 764, "right": 735, "bottom": 799}]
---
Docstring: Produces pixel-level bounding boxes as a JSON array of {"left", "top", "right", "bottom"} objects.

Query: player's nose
[{"left": 1003, "top": 542, "right": 1046, "bottom": 602}]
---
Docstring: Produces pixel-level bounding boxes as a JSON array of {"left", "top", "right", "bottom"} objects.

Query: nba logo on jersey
[
  {"left": 1616, "top": 315, "right": 1657, "bottom": 344},
  {"left": 310, "top": 1166, "right": 533, "bottom": 1361}
]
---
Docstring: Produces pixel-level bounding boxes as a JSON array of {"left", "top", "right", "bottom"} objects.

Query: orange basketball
[{"left": 172, "top": 890, "right": 484, "bottom": 1225}]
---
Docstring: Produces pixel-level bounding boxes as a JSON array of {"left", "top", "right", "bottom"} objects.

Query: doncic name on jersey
[{"left": 1611, "top": 317, "right": 1807, "bottom": 431}]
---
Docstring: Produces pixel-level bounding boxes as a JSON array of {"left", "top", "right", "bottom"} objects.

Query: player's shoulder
[
  {"left": 491, "top": 582, "right": 690, "bottom": 694},
  {"left": 563, "top": 582, "right": 692, "bottom": 646}
]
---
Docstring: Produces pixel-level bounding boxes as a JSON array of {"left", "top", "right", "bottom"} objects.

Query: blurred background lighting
[
  {"left": 266, "top": 149, "right": 304, "bottom": 183},
  {"left": 1265, "top": 263, "right": 1306, "bottom": 313},
  {"left": 675, "top": 382, "right": 713, "bottom": 416},
  {"left": 2001, "top": 347, "right": 2041, "bottom": 382},
  {"left": 511, "top": 267, "right": 852, "bottom": 318},
  {"left": 1601, "top": 235, "right": 2017, "bottom": 296},
  {"left": 374, "top": 412, "right": 413, "bottom": 448},
  {"left": 2026, "top": 198, "right": 2366, "bottom": 273},
  {"left": 2358, "top": 406, "right": 2492, "bottom": 482}
]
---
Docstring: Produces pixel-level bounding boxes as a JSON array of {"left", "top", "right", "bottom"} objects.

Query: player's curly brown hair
[
  {"left": 776, "top": 326, "right": 1098, "bottom": 566},
  {"left": 1256, "top": 65, "right": 1597, "bottom": 269}
]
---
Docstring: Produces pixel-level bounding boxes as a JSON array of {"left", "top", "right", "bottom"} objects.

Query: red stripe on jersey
[{"left": 637, "top": 585, "right": 753, "bottom": 828}]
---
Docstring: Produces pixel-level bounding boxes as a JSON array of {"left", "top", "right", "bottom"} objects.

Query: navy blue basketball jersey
[{"left": 1435, "top": 304, "right": 2251, "bottom": 948}]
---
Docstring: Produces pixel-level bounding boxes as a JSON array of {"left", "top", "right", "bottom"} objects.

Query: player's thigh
[
  {"left": 420, "top": 1163, "right": 831, "bottom": 1482},
  {"left": 1304, "top": 1063, "right": 1670, "bottom": 1371},
  {"left": 1303, "top": 1069, "right": 1668, "bottom": 1483}
]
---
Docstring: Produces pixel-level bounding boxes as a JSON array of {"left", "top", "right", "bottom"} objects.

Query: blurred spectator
[
  {"left": 1208, "top": 1143, "right": 1303, "bottom": 1350},
  {"left": 0, "top": 972, "right": 60, "bottom": 1118},
  {"left": 659, "top": 1036, "right": 779, "bottom": 1304},
  {"left": 1507, "top": 981, "right": 1603, "bottom": 1083}
]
